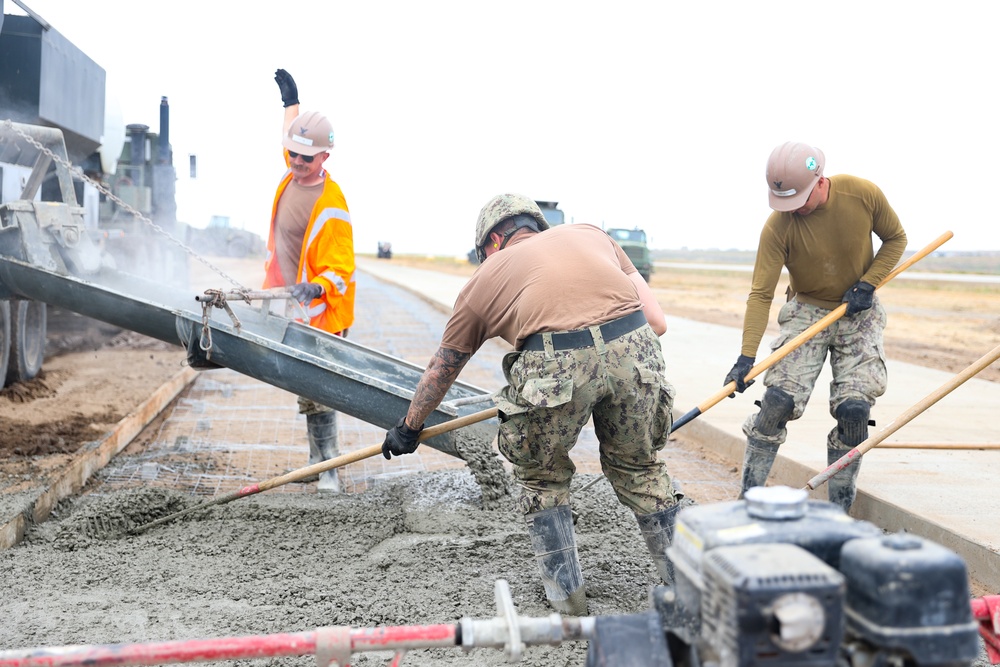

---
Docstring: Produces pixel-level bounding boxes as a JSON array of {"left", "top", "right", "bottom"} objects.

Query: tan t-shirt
[
  {"left": 274, "top": 179, "right": 324, "bottom": 285},
  {"left": 440, "top": 224, "right": 642, "bottom": 354}
]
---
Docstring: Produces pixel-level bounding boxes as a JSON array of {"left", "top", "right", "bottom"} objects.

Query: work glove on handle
[
  {"left": 290, "top": 281, "right": 323, "bottom": 303},
  {"left": 724, "top": 354, "right": 756, "bottom": 397},
  {"left": 842, "top": 280, "right": 875, "bottom": 316},
  {"left": 274, "top": 68, "right": 299, "bottom": 107},
  {"left": 382, "top": 417, "right": 424, "bottom": 460}
]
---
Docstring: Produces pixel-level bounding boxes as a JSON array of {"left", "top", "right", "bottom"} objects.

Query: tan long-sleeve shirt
[{"left": 740, "top": 174, "right": 907, "bottom": 357}]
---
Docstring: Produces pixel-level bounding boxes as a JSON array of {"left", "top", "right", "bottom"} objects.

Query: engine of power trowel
[{"left": 585, "top": 485, "right": 982, "bottom": 667}]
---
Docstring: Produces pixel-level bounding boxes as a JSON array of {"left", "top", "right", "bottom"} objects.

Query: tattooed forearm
[{"left": 406, "top": 347, "right": 472, "bottom": 428}]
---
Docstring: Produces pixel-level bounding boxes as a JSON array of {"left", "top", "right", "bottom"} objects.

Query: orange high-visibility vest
[{"left": 263, "top": 162, "right": 355, "bottom": 335}]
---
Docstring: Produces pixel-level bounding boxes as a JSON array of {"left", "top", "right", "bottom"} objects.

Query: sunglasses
[{"left": 288, "top": 151, "right": 315, "bottom": 163}]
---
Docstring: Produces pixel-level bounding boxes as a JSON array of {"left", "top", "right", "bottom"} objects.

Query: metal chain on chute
[
  {"left": 195, "top": 289, "right": 243, "bottom": 358},
  {"left": 193, "top": 287, "right": 307, "bottom": 359},
  {"left": 2, "top": 118, "right": 248, "bottom": 290},
  {"left": 2, "top": 118, "right": 285, "bottom": 353}
]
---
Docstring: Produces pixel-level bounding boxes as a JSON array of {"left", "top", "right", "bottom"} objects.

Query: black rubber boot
[
  {"left": 827, "top": 437, "right": 861, "bottom": 514},
  {"left": 635, "top": 501, "right": 683, "bottom": 585},
  {"left": 525, "top": 505, "right": 588, "bottom": 616},
  {"left": 739, "top": 436, "right": 780, "bottom": 498},
  {"left": 306, "top": 411, "right": 340, "bottom": 493}
]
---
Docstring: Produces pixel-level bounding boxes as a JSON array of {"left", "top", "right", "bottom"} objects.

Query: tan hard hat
[
  {"left": 765, "top": 142, "right": 825, "bottom": 211},
  {"left": 282, "top": 110, "right": 335, "bottom": 156},
  {"left": 474, "top": 193, "right": 549, "bottom": 261}
]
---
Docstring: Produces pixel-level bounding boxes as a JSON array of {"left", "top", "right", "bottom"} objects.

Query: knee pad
[
  {"left": 753, "top": 387, "right": 794, "bottom": 437},
  {"left": 836, "top": 399, "right": 873, "bottom": 447}
]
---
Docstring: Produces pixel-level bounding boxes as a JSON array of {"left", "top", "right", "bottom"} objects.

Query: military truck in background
[
  {"left": 535, "top": 200, "right": 565, "bottom": 227},
  {"left": 467, "top": 200, "right": 565, "bottom": 265},
  {"left": 606, "top": 227, "right": 653, "bottom": 283}
]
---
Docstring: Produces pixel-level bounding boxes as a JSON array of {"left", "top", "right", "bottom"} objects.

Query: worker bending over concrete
[{"left": 381, "top": 193, "right": 684, "bottom": 615}]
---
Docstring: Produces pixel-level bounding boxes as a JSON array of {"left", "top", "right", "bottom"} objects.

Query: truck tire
[
  {"left": 6, "top": 299, "right": 46, "bottom": 385},
  {"left": 0, "top": 301, "right": 10, "bottom": 389}
]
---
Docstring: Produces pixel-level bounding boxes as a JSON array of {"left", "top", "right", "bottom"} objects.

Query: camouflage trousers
[
  {"left": 743, "top": 296, "right": 888, "bottom": 451},
  {"left": 494, "top": 324, "right": 677, "bottom": 516}
]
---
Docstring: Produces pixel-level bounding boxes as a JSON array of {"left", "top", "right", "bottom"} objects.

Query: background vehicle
[
  {"left": 1, "top": 5, "right": 187, "bottom": 386},
  {"left": 606, "top": 226, "right": 653, "bottom": 282},
  {"left": 535, "top": 200, "right": 565, "bottom": 227}
]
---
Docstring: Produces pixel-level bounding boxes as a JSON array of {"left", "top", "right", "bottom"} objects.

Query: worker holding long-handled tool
[
  {"left": 724, "top": 142, "right": 907, "bottom": 513},
  {"left": 381, "top": 194, "right": 682, "bottom": 616}
]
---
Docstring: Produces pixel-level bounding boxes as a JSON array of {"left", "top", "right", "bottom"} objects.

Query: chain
[
  {"left": 1, "top": 118, "right": 248, "bottom": 290},
  {"left": 196, "top": 288, "right": 251, "bottom": 360},
  {"left": 199, "top": 291, "right": 217, "bottom": 358}
]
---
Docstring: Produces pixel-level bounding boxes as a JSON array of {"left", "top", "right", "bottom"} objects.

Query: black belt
[{"left": 521, "top": 310, "right": 647, "bottom": 352}]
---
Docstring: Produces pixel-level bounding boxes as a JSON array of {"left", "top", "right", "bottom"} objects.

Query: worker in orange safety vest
[{"left": 264, "top": 68, "right": 356, "bottom": 493}]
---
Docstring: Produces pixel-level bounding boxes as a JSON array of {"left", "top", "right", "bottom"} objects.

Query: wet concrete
[
  {"left": 453, "top": 429, "right": 511, "bottom": 508},
  {"left": 8, "top": 266, "right": 989, "bottom": 665},
  {"left": 0, "top": 270, "right": 692, "bottom": 665},
  {"left": 1, "top": 470, "right": 658, "bottom": 665}
]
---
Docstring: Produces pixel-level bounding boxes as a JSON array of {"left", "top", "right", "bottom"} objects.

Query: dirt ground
[
  {"left": 0, "top": 254, "right": 996, "bottom": 666},
  {"left": 387, "top": 255, "right": 1000, "bottom": 384}
]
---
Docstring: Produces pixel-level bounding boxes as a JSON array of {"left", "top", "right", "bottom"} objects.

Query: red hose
[{"left": 0, "top": 625, "right": 457, "bottom": 667}]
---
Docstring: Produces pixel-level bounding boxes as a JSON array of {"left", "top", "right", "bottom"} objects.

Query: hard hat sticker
[{"left": 805, "top": 157, "right": 818, "bottom": 171}]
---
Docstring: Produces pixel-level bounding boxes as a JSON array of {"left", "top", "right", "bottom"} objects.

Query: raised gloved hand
[
  {"left": 290, "top": 281, "right": 323, "bottom": 302},
  {"left": 382, "top": 417, "right": 424, "bottom": 460},
  {"left": 724, "top": 354, "right": 755, "bottom": 396},
  {"left": 842, "top": 281, "right": 875, "bottom": 316},
  {"left": 274, "top": 68, "right": 299, "bottom": 107}
]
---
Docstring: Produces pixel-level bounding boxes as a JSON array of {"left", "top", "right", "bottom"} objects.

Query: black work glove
[
  {"left": 290, "top": 282, "right": 323, "bottom": 302},
  {"left": 382, "top": 417, "right": 424, "bottom": 460},
  {"left": 842, "top": 281, "right": 875, "bottom": 316},
  {"left": 724, "top": 354, "right": 756, "bottom": 396},
  {"left": 274, "top": 68, "right": 299, "bottom": 107}
]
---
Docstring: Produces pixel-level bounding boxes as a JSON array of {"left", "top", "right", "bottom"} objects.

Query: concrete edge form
[
  {"left": 680, "top": 412, "right": 1000, "bottom": 594},
  {"left": 0, "top": 366, "right": 200, "bottom": 551}
]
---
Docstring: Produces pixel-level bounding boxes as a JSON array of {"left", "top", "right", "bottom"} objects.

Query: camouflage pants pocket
[
  {"left": 495, "top": 356, "right": 580, "bottom": 513},
  {"left": 494, "top": 375, "right": 574, "bottom": 468},
  {"left": 647, "top": 373, "right": 676, "bottom": 453}
]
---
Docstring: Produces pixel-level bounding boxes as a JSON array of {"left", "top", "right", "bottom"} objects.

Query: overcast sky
[{"left": 5, "top": 1, "right": 999, "bottom": 257}]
